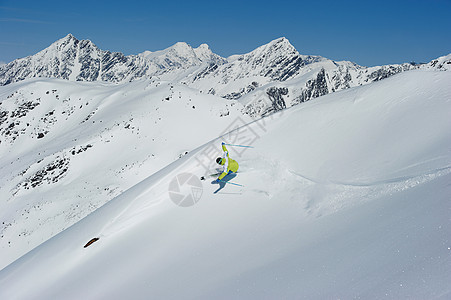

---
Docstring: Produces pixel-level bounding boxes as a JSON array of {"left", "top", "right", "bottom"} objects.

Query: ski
[{"left": 219, "top": 179, "right": 244, "bottom": 187}]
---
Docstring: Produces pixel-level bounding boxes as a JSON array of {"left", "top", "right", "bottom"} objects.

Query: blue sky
[{"left": 0, "top": 0, "right": 450, "bottom": 66}]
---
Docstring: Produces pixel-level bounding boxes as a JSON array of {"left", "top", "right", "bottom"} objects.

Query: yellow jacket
[{"left": 218, "top": 144, "right": 239, "bottom": 180}]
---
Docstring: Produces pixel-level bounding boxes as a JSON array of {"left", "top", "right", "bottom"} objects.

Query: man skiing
[{"left": 213, "top": 142, "right": 239, "bottom": 183}]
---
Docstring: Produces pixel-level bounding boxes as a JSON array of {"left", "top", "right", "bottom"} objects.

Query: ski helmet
[{"left": 216, "top": 157, "right": 222, "bottom": 164}]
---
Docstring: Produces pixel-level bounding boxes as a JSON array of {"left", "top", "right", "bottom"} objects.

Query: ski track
[{"left": 287, "top": 165, "right": 451, "bottom": 217}]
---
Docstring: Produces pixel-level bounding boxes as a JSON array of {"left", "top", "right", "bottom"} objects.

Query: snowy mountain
[
  {"left": 0, "top": 34, "right": 224, "bottom": 86},
  {"left": 0, "top": 34, "right": 450, "bottom": 298},
  {"left": 0, "top": 69, "right": 450, "bottom": 299},
  {"left": 2, "top": 34, "right": 449, "bottom": 118},
  {"left": 138, "top": 42, "right": 226, "bottom": 70},
  {"left": 423, "top": 53, "right": 451, "bottom": 71}
]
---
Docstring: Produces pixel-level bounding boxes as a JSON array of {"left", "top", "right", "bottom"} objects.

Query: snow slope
[
  {"left": 0, "top": 77, "right": 248, "bottom": 269},
  {"left": 0, "top": 69, "right": 450, "bottom": 299}
]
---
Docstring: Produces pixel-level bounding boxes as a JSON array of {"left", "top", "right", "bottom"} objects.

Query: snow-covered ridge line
[
  {"left": 0, "top": 34, "right": 225, "bottom": 86},
  {"left": 1, "top": 34, "right": 449, "bottom": 119}
]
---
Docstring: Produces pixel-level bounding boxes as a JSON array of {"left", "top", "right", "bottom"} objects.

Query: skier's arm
[{"left": 222, "top": 143, "right": 229, "bottom": 155}]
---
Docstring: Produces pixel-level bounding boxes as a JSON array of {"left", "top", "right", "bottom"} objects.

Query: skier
[{"left": 213, "top": 142, "right": 239, "bottom": 184}]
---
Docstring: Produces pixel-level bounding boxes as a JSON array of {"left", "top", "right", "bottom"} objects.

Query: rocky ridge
[{"left": 1, "top": 34, "right": 450, "bottom": 117}]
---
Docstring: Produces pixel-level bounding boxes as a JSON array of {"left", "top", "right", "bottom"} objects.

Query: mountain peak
[
  {"left": 424, "top": 53, "right": 451, "bottom": 71},
  {"left": 137, "top": 41, "right": 224, "bottom": 67},
  {"left": 246, "top": 37, "right": 299, "bottom": 60},
  {"left": 169, "top": 41, "right": 192, "bottom": 52},
  {"left": 194, "top": 43, "right": 223, "bottom": 63},
  {"left": 196, "top": 43, "right": 210, "bottom": 50},
  {"left": 267, "top": 36, "right": 295, "bottom": 49},
  {"left": 271, "top": 36, "right": 291, "bottom": 45},
  {"left": 55, "top": 33, "right": 79, "bottom": 46},
  {"left": 65, "top": 33, "right": 77, "bottom": 40},
  {"left": 138, "top": 42, "right": 192, "bottom": 60},
  {"left": 194, "top": 43, "right": 211, "bottom": 56}
]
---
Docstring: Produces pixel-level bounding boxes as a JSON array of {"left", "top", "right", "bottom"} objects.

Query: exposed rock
[{"left": 1, "top": 34, "right": 448, "bottom": 119}]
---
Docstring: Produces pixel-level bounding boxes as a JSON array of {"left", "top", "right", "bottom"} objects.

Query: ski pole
[
  {"left": 223, "top": 143, "right": 254, "bottom": 148},
  {"left": 219, "top": 179, "right": 244, "bottom": 187}
]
